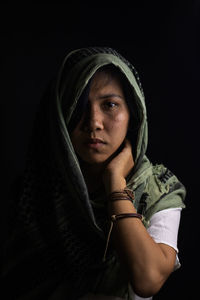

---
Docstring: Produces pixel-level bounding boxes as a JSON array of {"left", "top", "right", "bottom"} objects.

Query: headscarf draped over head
[{"left": 2, "top": 47, "right": 186, "bottom": 299}]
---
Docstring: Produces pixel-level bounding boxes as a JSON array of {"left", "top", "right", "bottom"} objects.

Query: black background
[{"left": 1, "top": 1, "right": 200, "bottom": 299}]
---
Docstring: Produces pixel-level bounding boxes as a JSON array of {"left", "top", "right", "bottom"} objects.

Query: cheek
[{"left": 109, "top": 112, "right": 129, "bottom": 132}]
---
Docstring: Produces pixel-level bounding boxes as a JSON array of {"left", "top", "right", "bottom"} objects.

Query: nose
[{"left": 82, "top": 104, "right": 104, "bottom": 132}]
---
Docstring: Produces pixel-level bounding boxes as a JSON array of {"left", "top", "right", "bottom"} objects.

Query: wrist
[
  {"left": 106, "top": 188, "right": 137, "bottom": 215},
  {"left": 108, "top": 198, "right": 137, "bottom": 215},
  {"left": 103, "top": 175, "right": 126, "bottom": 195}
]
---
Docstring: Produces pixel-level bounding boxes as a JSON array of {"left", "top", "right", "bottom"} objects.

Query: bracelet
[
  {"left": 103, "top": 212, "right": 143, "bottom": 262},
  {"left": 111, "top": 213, "right": 143, "bottom": 222},
  {"left": 108, "top": 189, "right": 135, "bottom": 203}
]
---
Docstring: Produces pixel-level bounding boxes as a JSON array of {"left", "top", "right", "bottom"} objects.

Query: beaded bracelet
[{"left": 103, "top": 212, "right": 143, "bottom": 262}]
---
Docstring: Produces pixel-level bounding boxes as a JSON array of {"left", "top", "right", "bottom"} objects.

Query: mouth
[{"left": 85, "top": 138, "right": 106, "bottom": 149}]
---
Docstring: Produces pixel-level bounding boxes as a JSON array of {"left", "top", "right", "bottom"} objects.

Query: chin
[
  {"left": 82, "top": 157, "right": 108, "bottom": 165},
  {"left": 78, "top": 153, "right": 111, "bottom": 166}
]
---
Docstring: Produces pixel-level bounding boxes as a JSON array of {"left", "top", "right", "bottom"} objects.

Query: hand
[{"left": 103, "top": 139, "right": 134, "bottom": 194}]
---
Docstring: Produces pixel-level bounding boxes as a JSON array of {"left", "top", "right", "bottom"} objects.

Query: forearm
[{"left": 105, "top": 178, "right": 175, "bottom": 296}]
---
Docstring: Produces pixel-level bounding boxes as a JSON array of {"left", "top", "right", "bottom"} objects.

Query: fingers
[
  {"left": 122, "top": 139, "right": 132, "bottom": 153},
  {"left": 124, "top": 139, "right": 135, "bottom": 167},
  {"left": 124, "top": 138, "right": 131, "bottom": 147}
]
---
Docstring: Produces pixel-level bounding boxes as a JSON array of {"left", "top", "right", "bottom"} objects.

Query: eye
[{"left": 103, "top": 101, "right": 118, "bottom": 109}]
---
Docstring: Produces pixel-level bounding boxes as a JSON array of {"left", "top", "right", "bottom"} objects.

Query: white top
[{"left": 79, "top": 208, "right": 182, "bottom": 300}]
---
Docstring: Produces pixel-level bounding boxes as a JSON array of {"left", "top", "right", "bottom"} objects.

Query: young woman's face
[{"left": 70, "top": 70, "right": 130, "bottom": 165}]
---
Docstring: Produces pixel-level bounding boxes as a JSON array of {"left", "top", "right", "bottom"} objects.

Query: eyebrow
[{"left": 99, "top": 93, "right": 124, "bottom": 100}]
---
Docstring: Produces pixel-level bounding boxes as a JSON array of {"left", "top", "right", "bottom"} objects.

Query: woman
[{"left": 2, "top": 47, "right": 186, "bottom": 299}]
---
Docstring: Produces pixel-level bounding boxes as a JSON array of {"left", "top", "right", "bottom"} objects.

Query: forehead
[{"left": 89, "top": 69, "right": 125, "bottom": 95}]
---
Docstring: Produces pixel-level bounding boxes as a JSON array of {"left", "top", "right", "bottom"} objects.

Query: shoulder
[
  {"left": 137, "top": 163, "right": 186, "bottom": 226},
  {"left": 151, "top": 164, "right": 186, "bottom": 197}
]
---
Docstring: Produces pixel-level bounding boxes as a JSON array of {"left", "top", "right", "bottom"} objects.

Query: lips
[
  {"left": 85, "top": 138, "right": 106, "bottom": 149},
  {"left": 87, "top": 138, "right": 105, "bottom": 144}
]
